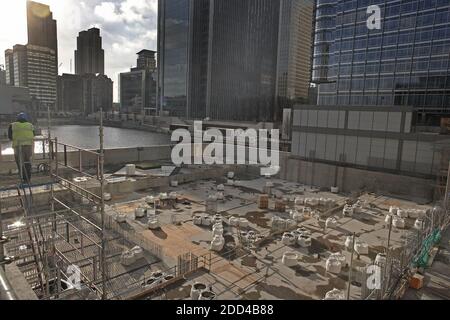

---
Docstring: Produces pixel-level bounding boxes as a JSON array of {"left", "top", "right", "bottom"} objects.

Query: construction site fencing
[{"left": 360, "top": 205, "right": 449, "bottom": 300}]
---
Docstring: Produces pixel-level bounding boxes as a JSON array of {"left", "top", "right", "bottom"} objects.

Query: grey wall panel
[
  {"left": 317, "top": 110, "right": 328, "bottom": 127},
  {"left": 293, "top": 110, "right": 301, "bottom": 126},
  {"left": 315, "top": 133, "right": 326, "bottom": 159},
  {"left": 356, "top": 137, "right": 370, "bottom": 166},
  {"left": 307, "top": 110, "right": 318, "bottom": 127},
  {"left": 292, "top": 131, "right": 300, "bottom": 156},
  {"left": 387, "top": 112, "right": 402, "bottom": 132},
  {"left": 373, "top": 112, "right": 388, "bottom": 131},
  {"left": 404, "top": 112, "right": 412, "bottom": 133},
  {"left": 384, "top": 139, "right": 399, "bottom": 169},
  {"left": 325, "top": 134, "right": 337, "bottom": 161},
  {"left": 415, "top": 141, "right": 434, "bottom": 174},
  {"left": 300, "top": 109, "right": 308, "bottom": 126},
  {"left": 336, "top": 135, "right": 345, "bottom": 160},
  {"left": 338, "top": 111, "right": 346, "bottom": 128},
  {"left": 298, "top": 132, "right": 307, "bottom": 157},
  {"left": 359, "top": 112, "right": 374, "bottom": 130},
  {"left": 369, "top": 138, "right": 385, "bottom": 168},
  {"left": 306, "top": 132, "right": 317, "bottom": 157},
  {"left": 344, "top": 136, "right": 357, "bottom": 164},
  {"left": 348, "top": 111, "right": 360, "bottom": 129},
  {"left": 328, "top": 111, "right": 338, "bottom": 128},
  {"left": 401, "top": 141, "right": 417, "bottom": 172}
]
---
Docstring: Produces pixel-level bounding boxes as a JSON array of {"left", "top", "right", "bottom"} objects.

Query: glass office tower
[
  {"left": 158, "top": 0, "right": 314, "bottom": 122},
  {"left": 312, "top": 0, "right": 450, "bottom": 125},
  {"left": 157, "top": 0, "right": 191, "bottom": 117},
  {"left": 205, "top": 0, "right": 280, "bottom": 122},
  {"left": 158, "top": 0, "right": 280, "bottom": 121}
]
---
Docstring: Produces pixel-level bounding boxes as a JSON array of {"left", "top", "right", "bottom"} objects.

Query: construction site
[{"left": 0, "top": 115, "right": 449, "bottom": 301}]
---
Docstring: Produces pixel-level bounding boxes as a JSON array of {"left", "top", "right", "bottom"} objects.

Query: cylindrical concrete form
[
  {"left": 393, "top": 216, "right": 405, "bottom": 229},
  {"left": 199, "top": 291, "right": 216, "bottom": 300},
  {"left": 324, "top": 289, "right": 345, "bottom": 300},
  {"left": 135, "top": 207, "right": 146, "bottom": 219},
  {"left": 125, "top": 164, "right": 136, "bottom": 176},
  {"left": 190, "top": 282, "right": 207, "bottom": 300},
  {"left": 282, "top": 252, "right": 298, "bottom": 267},
  {"left": 326, "top": 257, "right": 342, "bottom": 274},
  {"left": 354, "top": 240, "right": 369, "bottom": 255},
  {"left": 210, "top": 235, "right": 225, "bottom": 252}
]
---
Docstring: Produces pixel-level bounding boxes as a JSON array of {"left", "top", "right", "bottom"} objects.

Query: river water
[{"left": 1, "top": 125, "right": 171, "bottom": 155}]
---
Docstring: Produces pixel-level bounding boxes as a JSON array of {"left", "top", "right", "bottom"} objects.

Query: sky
[{"left": 0, "top": 0, "right": 158, "bottom": 102}]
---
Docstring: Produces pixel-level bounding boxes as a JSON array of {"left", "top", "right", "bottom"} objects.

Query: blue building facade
[{"left": 312, "top": 0, "right": 450, "bottom": 125}]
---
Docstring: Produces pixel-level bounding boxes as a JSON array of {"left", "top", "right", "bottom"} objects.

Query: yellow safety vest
[{"left": 12, "top": 122, "right": 34, "bottom": 148}]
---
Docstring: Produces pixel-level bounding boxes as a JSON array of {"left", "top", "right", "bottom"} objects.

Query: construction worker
[{"left": 8, "top": 112, "right": 36, "bottom": 184}]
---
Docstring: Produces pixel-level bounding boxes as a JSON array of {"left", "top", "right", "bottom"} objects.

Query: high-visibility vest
[{"left": 11, "top": 122, "right": 34, "bottom": 147}]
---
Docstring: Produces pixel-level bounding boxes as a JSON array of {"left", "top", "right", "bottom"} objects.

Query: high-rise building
[
  {"left": 120, "top": 51, "right": 157, "bottom": 115},
  {"left": 57, "top": 73, "right": 113, "bottom": 114},
  {"left": 157, "top": 0, "right": 314, "bottom": 122},
  {"left": 27, "top": 1, "right": 58, "bottom": 63},
  {"left": 0, "top": 66, "right": 6, "bottom": 85},
  {"left": 82, "top": 74, "right": 113, "bottom": 114},
  {"left": 4, "top": 49, "right": 14, "bottom": 85},
  {"left": 312, "top": 0, "right": 450, "bottom": 125},
  {"left": 276, "top": 0, "right": 315, "bottom": 102},
  {"left": 9, "top": 45, "right": 28, "bottom": 88},
  {"left": 56, "top": 74, "right": 84, "bottom": 112},
  {"left": 4, "top": 44, "right": 57, "bottom": 108},
  {"left": 136, "top": 49, "right": 156, "bottom": 71},
  {"left": 75, "top": 27, "right": 105, "bottom": 75},
  {"left": 206, "top": 0, "right": 280, "bottom": 122},
  {"left": 3, "top": 1, "right": 59, "bottom": 109}
]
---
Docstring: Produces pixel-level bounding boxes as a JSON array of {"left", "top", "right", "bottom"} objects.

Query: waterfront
[{"left": 0, "top": 125, "right": 171, "bottom": 155}]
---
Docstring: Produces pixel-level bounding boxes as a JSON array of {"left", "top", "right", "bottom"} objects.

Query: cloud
[
  {"left": 0, "top": 0, "right": 158, "bottom": 102},
  {"left": 94, "top": 0, "right": 158, "bottom": 24},
  {"left": 94, "top": 2, "right": 121, "bottom": 23}
]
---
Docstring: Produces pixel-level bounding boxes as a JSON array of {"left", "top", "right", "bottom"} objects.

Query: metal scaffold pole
[
  {"left": 47, "top": 107, "right": 56, "bottom": 232},
  {"left": 99, "top": 109, "right": 107, "bottom": 300},
  {"left": 347, "top": 232, "right": 356, "bottom": 300},
  {"left": 445, "top": 160, "right": 450, "bottom": 213},
  {"left": 0, "top": 197, "right": 4, "bottom": 272}
]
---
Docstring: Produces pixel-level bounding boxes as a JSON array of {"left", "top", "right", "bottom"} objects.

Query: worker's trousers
[{"left": 14, "top": 145, "right": 33, "bottom": 184}]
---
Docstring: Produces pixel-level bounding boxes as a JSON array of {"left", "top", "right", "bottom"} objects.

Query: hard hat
[{"left": 17, "top": 112, "right": 28, "bottom": 121}]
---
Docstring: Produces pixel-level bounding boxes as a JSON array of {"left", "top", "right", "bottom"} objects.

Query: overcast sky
[{"left": 0, "top": 0, "right": 158, "bottom": 102}]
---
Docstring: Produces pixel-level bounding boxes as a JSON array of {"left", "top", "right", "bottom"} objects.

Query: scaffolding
[
  {"left": 1, "top": 111, "right": 156, "bottom": 300},
  {"left": 0, "top": 111, "right": 213, "bottom": 300}
]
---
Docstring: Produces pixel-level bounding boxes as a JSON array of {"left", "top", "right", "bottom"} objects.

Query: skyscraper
[
  {"left": 0, "top": 65, "right": 6, "bottom": 85},
  {"left": 4, "top": 49, "right": 14, "bottom": 85},
  {"left": 4, "top": 1, "right": 58, "bottom": 109},
  {"left": 4, "top": 44, "right": 57, "bottom": 107},
  {"left": 75, "top": 27, "right": 105, "bottom": 75},
  {"left": 157, "top": 0, "right": 192, "bottom": 118},
  {"left": 57, "top": 73, "right": 113, "bottom": 114},
  {"left": 276, "top": 0, "right": 315, "bottom": 101},
  {"left": 157, "top": 0, "right": 314, "bottom": 122},
  {"left": 312, "top": 0, "right": 450, "bottom": 125},
  {"left": 120, "top": 50, "right": 158, "bottom": 115},
  {"left": 27, "top": 0, "right": 58, "bottom": 63},
  {"left": 136, "top": 49, "right": 156, "bottom": 71},
  {"left": 205, "top": 0, "right": 280, "bottom": 122}
]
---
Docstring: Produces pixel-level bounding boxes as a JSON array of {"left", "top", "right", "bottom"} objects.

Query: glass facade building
[
  {"left": 120, "top": 51, "right": 158, "bottom": 115},
  {"left": 205, "top": 0, "right": 280, "bottom": 121},
  {"left": 158, "top": 0, "right": 314, "bottom": 122},
  {"left": 157, "top": 0, "right": 191, "bottom": 117},
  {"left": 27, "top": 1, "right": 58, "bottom": 67},
  {"left": 277, "top": 0, "right": 315, "bottom": 102},
  {"left": 312, "top": 0, "right": 450, "bottom": 125}
]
